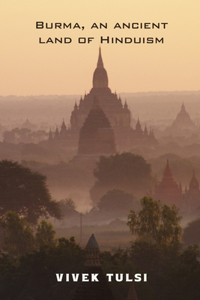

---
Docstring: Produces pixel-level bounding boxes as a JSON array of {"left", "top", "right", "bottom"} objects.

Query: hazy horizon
[{"left": 1, "top": 90, "right": 200, "bottom": 98}]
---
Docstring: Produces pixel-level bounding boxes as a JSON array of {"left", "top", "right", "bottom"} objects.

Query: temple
[
  {"left": 184, "top": 171, "right": 200, "bottom": 214},
  {"left": 154, "top": 161, "right": 200, "bottom": 214},
  {"left": 69, "top": 47, "right": 131, "bottom": 150},
  {"left": 154, "top": 160, "right": 183, "bottom": 207},
  {"left": 132, "top": 119, "right": 157, "bottom": 146},
  {"left": 48, "top": 48, "right": 157, "bottom": 150},
  {"left": 72, "top": 234, "right": 115, "bottom": 300}
]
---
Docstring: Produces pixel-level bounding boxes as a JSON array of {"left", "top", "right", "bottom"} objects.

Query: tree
[
  {"left": 127, "top": 196, "right": 182, "bottom": 248},
  {"left": 90, "top": 152, "right": 154, "bottom": 203},
  {"left": 97, "top": 189, "right": 136, "bottom": 214},
  {"left": 0, "top": 160, "right": 61, "bottom": 223},
  {"left": 0, "top": 211, "right": 35, "bottom": 256},
  {"left": 58, "top": 198, "right": 76, "bottom": 217},
  {"left": 36, "top": 219, "right": 56, "bottom": 247}
]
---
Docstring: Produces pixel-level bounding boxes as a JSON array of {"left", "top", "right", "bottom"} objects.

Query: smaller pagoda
[
  {"left": 155, "top": 160, "right": 183, "bottom": 207},
  {"left": 184, "top": 171, "right": 200, "bottom": 214},
  {"left": 73, "top": 234, "right": 115, "bottom": 300}
]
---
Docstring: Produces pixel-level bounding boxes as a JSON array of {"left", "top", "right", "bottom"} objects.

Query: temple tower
[
  {"left": 135, "top": 119, "right": 143, "bottom": 135},
  {"left": 155, "top": 160, "right": 183, "bottom": 207},
  {"left": 60, "top": 120, "right": 68, "bottom": 138},
  {"left": 185, "top": 171, "right": 200, "bottom": 214},
  {"left": 73, "top": 234, "right": 115, "bottom": 300},
  {"left": 91, "top": 47, "right": 110, "bottom": 93},
  {"left": 48, "top": 129, "right": 53, "bottom": 142},
  {"left": 69, "top": 48, "right": 132, "bottom": 149}
]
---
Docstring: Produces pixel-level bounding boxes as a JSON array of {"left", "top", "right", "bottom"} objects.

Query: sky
[{"left": 0, "top": 0, "right": 199, "bottom": 96}]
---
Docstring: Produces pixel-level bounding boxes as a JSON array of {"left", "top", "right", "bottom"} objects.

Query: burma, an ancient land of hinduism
[{"left": 48, "top": 48, "right": 157, "bottom": 151}]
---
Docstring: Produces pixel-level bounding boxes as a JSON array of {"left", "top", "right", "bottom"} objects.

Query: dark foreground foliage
[
  {"left": 0, "top": 237, "right": 200, "bottom": 300},
  {"left": 0, "top": 160, "right": 61, "bottom": 224}
]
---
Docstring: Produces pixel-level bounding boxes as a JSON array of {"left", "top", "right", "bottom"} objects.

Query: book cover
[{"left": 0, "top": 1, "right": 200, "bottom": 300}]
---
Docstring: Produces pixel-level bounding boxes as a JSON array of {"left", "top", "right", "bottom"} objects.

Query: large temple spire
[
  {"left": 163, "top": 159, "right": 173, "bottom": 178},
  {"left": 181, "top": 102, "right": 186, "bottom": 112},
  {"left": 92, "top": 48, "right": 109, "bottom": 90},
  {"left": 97, "top": 47, "right": 104, "bottom": 68}
]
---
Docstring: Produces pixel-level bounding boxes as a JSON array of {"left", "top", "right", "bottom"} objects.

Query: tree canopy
[
  {"left": 36, "top": 219, "right": 56, "bottom": 248},
  {"left": 58, "top": 198, "right": 76, "bottom": 217},
  {"left": 0, "top": 211, "right": 35, "bottom": 256},
  {"left": 127, "top": 196, "right": 182, "bottom": 248},
  {"left": 0, "top": 160, "right": 61, "bottom": 223},
  {"left": 91, "top": 152, "right": 154, "bottom": 203}
]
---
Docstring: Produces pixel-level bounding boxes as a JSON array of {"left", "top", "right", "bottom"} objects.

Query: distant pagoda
[
  {"left": 155, "top": 160, "right": 183, "bottom": 207},
  {"left": 132, "top": 119, "right": 158, "bottom": 146},
  {"left": 165, "top": 103, "right": 198, "bottom": 137},
  {"left": 73, "top": 234, "right": 115, "bottom": 300},
  {"left": 21, "top": 118, "right": 36, "bottom": 131}
]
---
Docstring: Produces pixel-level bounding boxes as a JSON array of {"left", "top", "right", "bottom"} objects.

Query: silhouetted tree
[
  {"left": 58, "top": 198, "right": 76, "bottom": 217},
  {"left": 0, "top": 237, "right": 85, "bottom": 300},
  {"left": 90, "top": 152, "right": 154, "bottom": 203},
  {"left": 0, "top": 160, "right": 61, "bottom": 223}
]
